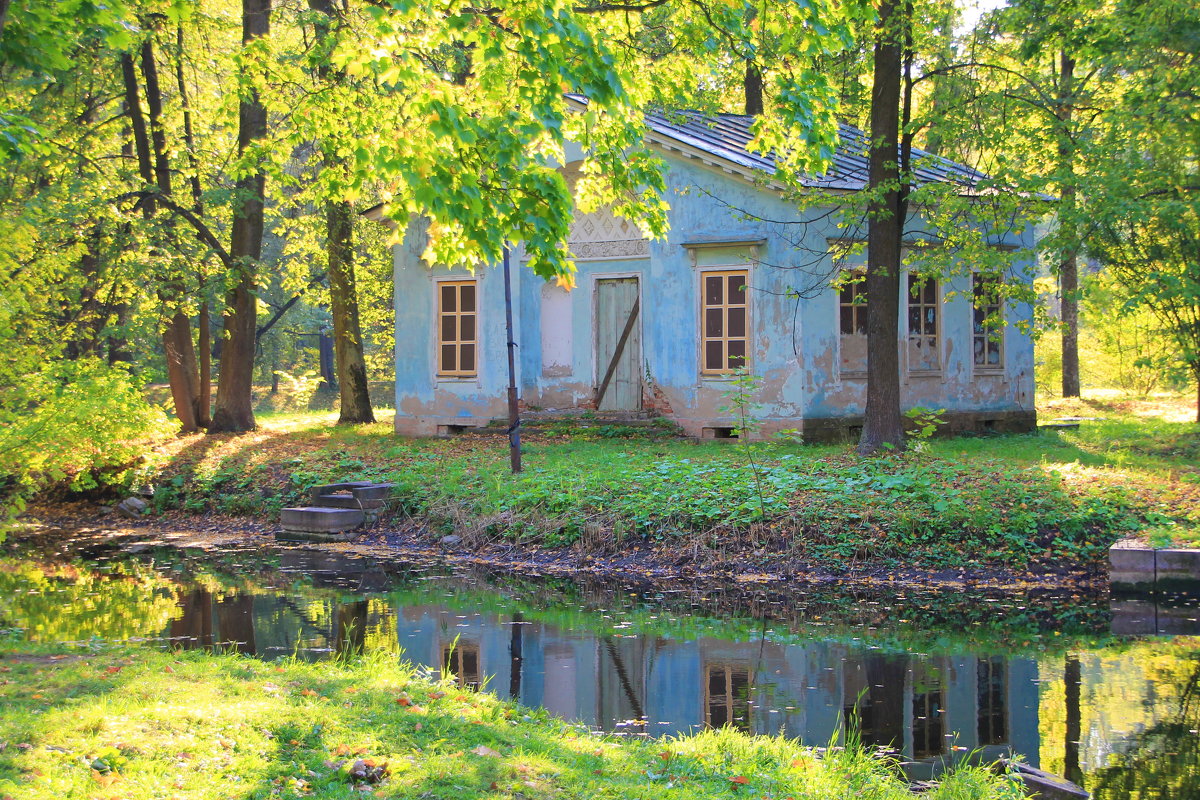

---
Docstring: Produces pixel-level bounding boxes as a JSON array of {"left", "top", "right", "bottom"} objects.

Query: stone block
[
  {"left": 1110, "top": 599, "right": 1158, "bottom": 635},
  {"left": 1005, "top": 762, "right": 1087, "bottom": 800},
  {"left": 309, "top": 482, "right": 374, "bottom": 503},
  {"left": 116, "top": 497, "right": 148, "bottom": 518},
  {"left": 1155, "top": 549, "right": 1200, "bottom": 583},
  {"left": 315, "top": 494, "right": 384, "bottom": 510},
  {"left": 276, "top": 528, "right": 362, "bottom": 543},
  {"left": 1110, "top": 544, "right": 1156, "bottom": 588},
  {"left": 351, "top": 483, "right": 396, "bottom": 502},
  {"left": 280, "top": 506, "right": 364, "bottom": 533}
]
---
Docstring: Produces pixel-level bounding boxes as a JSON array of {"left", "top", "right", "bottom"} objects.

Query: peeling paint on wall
[{"left": 391, "top": 149, "right": 1038, "bottom": 439}]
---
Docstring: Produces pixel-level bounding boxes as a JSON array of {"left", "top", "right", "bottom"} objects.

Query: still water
[{"left": 2, "top": 530, "right": 1199, "bottom": 798}]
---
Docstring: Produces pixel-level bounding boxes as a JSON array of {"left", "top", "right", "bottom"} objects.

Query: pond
[{"left": 2, "top": 528, "right": 1199, "bottom": 798}]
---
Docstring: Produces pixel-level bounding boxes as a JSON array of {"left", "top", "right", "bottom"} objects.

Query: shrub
[{"left": 0, "top": 359, "right": 174, "bottom": 520}]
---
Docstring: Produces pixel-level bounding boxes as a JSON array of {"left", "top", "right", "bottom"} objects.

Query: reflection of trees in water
[
  {"left": 844, "top": 655, "right": 909, "bottom": 756},
  {"left": 1089, "top": 661, "right": 1200, "bottom": 800},
  {"left": 0, "top": 559, "right": 180, "bottom": 643},
  {"left": 215, "top": 595, "right": 256, "bottom": 655},
  {"left": 336, "top": 600, "right": 369, "bottom": 656}
]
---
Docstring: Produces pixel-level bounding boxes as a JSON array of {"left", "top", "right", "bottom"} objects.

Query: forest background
[{"left": 0, "top": 0, "right": 1196, "bottom": 515}]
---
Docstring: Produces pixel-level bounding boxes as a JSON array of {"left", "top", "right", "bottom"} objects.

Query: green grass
[
  {"left": 121, "top": 393, "right": 1200, "bottom": 569},
  {"left": 0, "top": 643, "right": 1021, "bottom": 800}
]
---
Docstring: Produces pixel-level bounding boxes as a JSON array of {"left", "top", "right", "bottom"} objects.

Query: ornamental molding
[{"left": 570, "top": 239, "right": 650, "bottom": 260}]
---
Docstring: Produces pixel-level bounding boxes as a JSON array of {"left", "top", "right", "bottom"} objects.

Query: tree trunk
[
  {"left": 306, "top": 0, "right": 374, "bottom": 424},
  {"left": 1057, "top": 50, "right": 1081, "bottom": 398},
  {"left": 318, "top": 329, "right": 337, "bottom": 389},
  {"left": 1060, "top": 250, "right": 1080, "bottom": 397},
  {"left": 0, "top": 0, "right": 11, "bottom": 40},
  {"left": 198, "top": 299, "right": 211, "bottom": 426},
  {"left": 143, "top": 36, "right": 204, "bottom": 430},
  {"left": 858, "top": 0, "right": 906, "bottom": 456},
  {"left": 123, "top": 49, "right": 200, "bottom": 432},
  {"left": 175, "top": 22, "right": 211, "bottom": 427},
  {"left": 744, "top": 62, "right": 763, "bottom": 116},
  {"left": 1064, "top": 654, "right": 1082, "bottom": 786},
  {"left": 328, "top": 202, "right": 375, "bottom": 423},
  {"left": 209, "top": 0, "right": 271, "bottom": 434}
]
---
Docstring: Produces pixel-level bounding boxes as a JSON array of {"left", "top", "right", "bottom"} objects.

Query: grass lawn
[
  {"left": 0, "top": 643, "right": 1019, "bottom": 800},
  {"left": 116, "top": 392, "right": 1200, "bottom": 570}
]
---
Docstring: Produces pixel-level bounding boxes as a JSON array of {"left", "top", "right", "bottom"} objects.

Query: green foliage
[
  {"left": 0, "top": 644, "right": 1020, "bottom": 800},
  {"left": 265, "top": 370, "right": 323, "bottom": 413},
  {"left": 139, "top": 403, "right": 1200, "bottom": 570},
  {"left": 0, "top": 557, "right": 181, "bottom": 643},
  {"left": 904, "top": 406, "right": 947, "bottom": 444},
  {"left": 1081, "top": 272, "right": 1190, "bottom": 395},
  {"left": 0, "top": 360, "right": 174, "bottom": 518}
]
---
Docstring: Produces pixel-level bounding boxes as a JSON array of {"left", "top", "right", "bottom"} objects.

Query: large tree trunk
[
  {"left": 175, "top": 24, "right": 211, "bottom": 427},
  {"left": 1057, "top": 50, "right": 1081, "bottom": 398},
  {"left": 307, "top": 0, "right": 375, "bottom": 424},
  {"left": 122, "top": 49, "right": 200, "bottom": 432},
  {"left": 0, "top": 0, "right": 11, "bottom": 40},
  {"left": 328, "top": 202, "right": 375, "bottom": 423},
  {"left": 142, "top": 35, "right": 203, "bottom": 430},
  {"left": 209, "top": 0, "right": 271, "bottom": 434},
  {"left": 858, "top": 0, "right": 906, "bottom": 456},
  {"left": 198, "top": 299, "right": 212, "bottom": 426}
]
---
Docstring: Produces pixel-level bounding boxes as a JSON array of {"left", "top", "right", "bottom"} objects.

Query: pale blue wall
[{"left": 392, "top": 149, "right": 1038, "bottom": 436}]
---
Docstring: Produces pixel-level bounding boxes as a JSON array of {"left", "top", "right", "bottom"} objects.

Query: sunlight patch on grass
[{"left": 0, "top": 644, "right": 1021, "bottom": 800}]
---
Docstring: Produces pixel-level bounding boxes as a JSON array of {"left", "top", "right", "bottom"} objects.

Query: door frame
[{"left": 591, "top": 270, "right": 644, "bottom": 410}]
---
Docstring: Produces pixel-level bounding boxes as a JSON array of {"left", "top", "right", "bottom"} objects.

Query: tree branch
[
  {"left": 256, "top": 272, "right": 328, "bottom": 340},
  {"left": 113, "top": 190, "right": 234, "bottom": 268}
]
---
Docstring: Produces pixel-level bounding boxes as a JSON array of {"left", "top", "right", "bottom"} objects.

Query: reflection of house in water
[
  {"left": 165, "top": 589, "right": 1041, "bottom": 780},
  {"left": 385, "top": 605, "right": 1041, "bottom": 779},
  {"left": 706, "top": 663, "right": 753, "bottom": 731},
  {"left": 443, "top": 641, "right": 482, "bottom": 690}
]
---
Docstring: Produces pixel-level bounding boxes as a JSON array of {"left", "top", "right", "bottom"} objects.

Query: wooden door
[{"left": 595, "top": 278, "right": 642, "bottom": 412}]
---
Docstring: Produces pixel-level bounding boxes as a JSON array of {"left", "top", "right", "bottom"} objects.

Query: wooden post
[{"left": 502, "top": 246, "right": 522, "bottom": 473}]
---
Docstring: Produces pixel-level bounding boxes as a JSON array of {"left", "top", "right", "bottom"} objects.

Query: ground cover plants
[
  {"left": 101, "top": 393, "right": 1199, "bottom": 572},
  {"left": 0, "top": 643, "right": 1023, "bottom": 800}
]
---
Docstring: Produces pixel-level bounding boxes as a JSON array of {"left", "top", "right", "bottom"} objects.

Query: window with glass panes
[
  {"left": 442, "top": 642, "right": 481, "bottom": 690},
  {"left": 701, "top": 270, "right": 748, "bottom": 374},
  {"left": 437, "top": 280, "right": 477, "bottom": 377},
  {"left": 839, "top": 271, "right": 868, "bottom": 335},
  {"left": 972, "top": 274, "right": 1003, "bottom": 369},
  {"left": 907, "top": 275, "right": 940, "bottom": 371},
  {"left": 705, "top": 664, "right": 752, "bottom": 731},
  {"left": 977, "top": 657, "right": 1007, "bottom": 745},
  {"left": 911, "top": 662, "right": 945, "bottom": 759}
]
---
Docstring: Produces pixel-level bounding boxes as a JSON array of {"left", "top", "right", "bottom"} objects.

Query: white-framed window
[
  {"left": 700, "top": 269, "right": 749, "bottom": 374},
  {"left": 436, "top": 280, "right": 477, "bottom": 378},
  {"left": 972, "top": 273, "right": 1004, "bottom": 371},
  {"left": 907, "top": 274, "right": 940, "bottom": 372},
  {"left": 838, "top": 269, "right": 868, "bottom": 374}
]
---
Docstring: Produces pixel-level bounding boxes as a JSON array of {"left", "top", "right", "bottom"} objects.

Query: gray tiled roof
[{"left": 569, "top": 95, "right": 987, "bottom": 190}]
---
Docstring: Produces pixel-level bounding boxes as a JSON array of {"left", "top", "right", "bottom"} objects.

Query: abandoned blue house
[{"left": 376, "top": 100, "right": 1038, "bottom": 440}]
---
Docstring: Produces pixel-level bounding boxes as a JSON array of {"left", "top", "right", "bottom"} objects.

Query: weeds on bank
[
  {"left": 0, "top": 644, "right": 1021, "bottom": 800},
  {"left": 127, "top": 394, "right": 1200, "bottom": 567}
]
